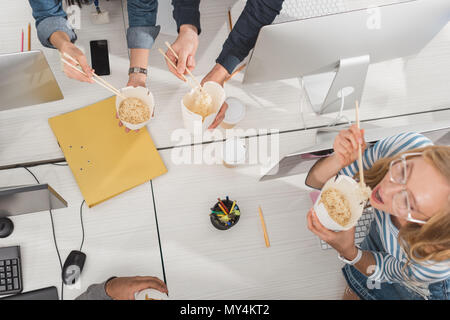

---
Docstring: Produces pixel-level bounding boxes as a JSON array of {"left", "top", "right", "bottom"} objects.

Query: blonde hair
[{"left": 357, "top": 145, "right": 450, "bottom": 265}]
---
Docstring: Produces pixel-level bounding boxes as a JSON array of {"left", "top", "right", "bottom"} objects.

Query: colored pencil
[
  {"left": 217, "top": 198, "right": 229, "bottom": 214},
  {"left": 258, "top": 206, "right": 270, "bottom": 248},
  {"left": 229, "top": 201, "right": 236, "bottom": 214},
  {"left": 28, "top": 23, "right": 31, "bottom": 51},
  {"left": 217, "top": 203, "right": 229, "bottom": 216}
]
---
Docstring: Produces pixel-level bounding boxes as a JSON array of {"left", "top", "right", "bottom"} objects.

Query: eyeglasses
[{"left": 389, "top": 152, "right": 427, "bottom": 225}]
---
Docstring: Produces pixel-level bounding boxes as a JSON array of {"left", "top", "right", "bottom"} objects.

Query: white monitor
[{"left": 243, "top": 0, "right": 450, "bottom": 115}]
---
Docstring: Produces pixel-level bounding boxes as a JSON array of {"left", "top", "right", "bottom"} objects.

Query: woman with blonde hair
[{"left": 306, "top": 126, "right": 450, "bottom": 300}]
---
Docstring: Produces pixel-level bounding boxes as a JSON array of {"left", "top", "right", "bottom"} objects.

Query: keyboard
[
  {"left": 274, "top": 0, "right": 348, "bottom": 24},
  {"left": 0, "top": 246, "right": 23, "bottom": 295},
  {"left": 320, "top": 207, "right": 374, "bottom": 250}
]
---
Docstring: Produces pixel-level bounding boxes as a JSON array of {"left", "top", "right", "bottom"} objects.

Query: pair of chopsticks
[
  {"left": 159, "top": 42, "right": 204, "bottom": 93},
  {"left": 355, "top": 100, "right": 365, "bottom": 186},
  {"left": 61, "top": 52, "right": 126, "bottom": 99},
  {"left": 159, "top": 42, "right": 246, "bottom": 89}
]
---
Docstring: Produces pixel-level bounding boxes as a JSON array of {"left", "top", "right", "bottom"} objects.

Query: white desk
[
  {"left": 0, "top": 0, "right": 449, "bottom": 168},
  {"left": 0, "top": 164, "right": 164, "bottom": 300}
]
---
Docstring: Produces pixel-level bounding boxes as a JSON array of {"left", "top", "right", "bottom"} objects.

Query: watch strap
[{"left": 128, "top": 67, "right": 148, "bottom": 76}]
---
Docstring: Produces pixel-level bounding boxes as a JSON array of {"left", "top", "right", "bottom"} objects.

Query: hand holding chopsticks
[{"left": 61, "top": 52, "right": 126, "bottom": 99}]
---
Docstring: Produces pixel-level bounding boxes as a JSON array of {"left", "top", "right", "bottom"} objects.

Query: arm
[
  {"left": 126, "top": 0, "right": 160, "bottom": 86},
  {"left": 216, "top": 0, "right": 284, "bottom": 74},
  {"left": 75, "top": 279, "right": 114, "bottom": 300},
  {"left": 28, "top": 0, "right": 77, "bottom": 49},
  {"left": 75, "top": 276, "right": 168, "bottom": 300},
  {"left": 305, "top": 125, "right": 366, "bottom": 189}
]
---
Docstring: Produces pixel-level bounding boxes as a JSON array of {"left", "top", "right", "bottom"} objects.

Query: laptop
[{"left": 0, "top": 50, "right": 63, "bottom": 111}]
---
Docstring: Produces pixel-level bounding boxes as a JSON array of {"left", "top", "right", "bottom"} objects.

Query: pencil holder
[{"left": 210, "top": 197, "right": 240, "bottom": 230}]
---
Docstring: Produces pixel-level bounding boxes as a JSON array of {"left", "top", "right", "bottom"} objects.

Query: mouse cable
[
  {"left": 22, "top": 167, "right": 64, "bottom": 299},
  {"left": 22, "top": 167, "right": 86, "bottom": 300}
]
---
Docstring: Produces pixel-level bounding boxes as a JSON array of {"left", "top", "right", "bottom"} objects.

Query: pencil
[
  {"left": 227, "top": 8, "right": 233, "bottom": 32},
  {"left": 21, "top": 29, "right": 24, "bottom": 52},
  {"left": 217, "top": 198, "right": 229, "bottom": 214},
  {"left": 28, "top": 23, "right": 31, "bottom": 51},
  {"left": 258, "top": 206, "right": 270, "bottom": 248},
  {"left": 218, "top": 203, "right": 229, "bottom": 216},
  {"left": 229, "top": 201, "right": 236, "bottom": 214}
]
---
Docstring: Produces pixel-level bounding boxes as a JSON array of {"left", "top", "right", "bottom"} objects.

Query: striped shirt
[{"left": 339, "top": 132, "right": 450, "bottom": 294}]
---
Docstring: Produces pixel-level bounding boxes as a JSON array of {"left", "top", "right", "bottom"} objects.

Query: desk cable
[{"left": 22, "top": 166, "right": 86, "bottom": 300}]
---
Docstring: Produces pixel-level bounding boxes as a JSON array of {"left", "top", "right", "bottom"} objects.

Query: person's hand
[
  {"left": 105, "top": 276, "right": 168, "bottom": 300},
  {"left": 333, "top": 124, "right": 367, "bottom": 167},
  {"left": 59, "top": 41, "right": 94, "bottom": 83},
  {"left": 306, "top": 208, "right": 358, "bottom": 260},
  {"left": 127, "top": 72, "right": 147, "bottom": 89},
  {"left": 200, "top": 63, "right": 231, "bottom": 129},
  {"left": 116, "top": 112, "right": 140, "bottom": 133},
  {"left": 165, "top": 24, "right": 199, "bottom": 81}
]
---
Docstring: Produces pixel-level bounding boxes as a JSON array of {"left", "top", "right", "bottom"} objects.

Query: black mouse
[
  {"left": 62, "top": 250, "right": 86, "bottom": 285},
  {"left": 0, "top": 218, "right": 14, "bottom": 238}
]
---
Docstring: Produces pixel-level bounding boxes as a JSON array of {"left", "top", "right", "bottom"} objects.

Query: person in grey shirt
[{"left": 76, "top": 276, "right": 168, "bottom": 300}]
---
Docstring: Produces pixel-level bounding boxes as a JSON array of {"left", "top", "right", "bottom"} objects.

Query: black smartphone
[{"left": 90, "top": 40, "right": 110, "bottom": 76}]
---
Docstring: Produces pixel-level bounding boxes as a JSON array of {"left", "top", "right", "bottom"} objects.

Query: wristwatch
[
  {"left": 338, "top": 247, "right": 362, "bottom": 265},
  {"left": 128, "top": 67, "right": 148, "bottom": 76}
]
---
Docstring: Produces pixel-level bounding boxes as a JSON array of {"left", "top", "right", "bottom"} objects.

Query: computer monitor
[
  {"left": 0, "top": 50, "right": 63, "bottom": 111},
  {"left": 243, "top": 0, "right": 450, "bottom": 115},
  {"left": 0, "top": 184, "right": 67, "bottom": 238}
]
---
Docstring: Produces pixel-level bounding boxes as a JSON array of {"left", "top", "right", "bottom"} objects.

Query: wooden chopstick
[
  {"left": 158, "top": 48, "right": 197, "bottom": 91},
  {"left": 258, "top": 206, "right": 270, "bottom": 248},
  {"left": 62, "top": 52, "right": 126, "bottom": 99},
  {"left": 61, "top": 58, "right": 125, "bottom": 98},
  {"left": 164, "top": 41, "right": 204, "bottom": 92},
  {"left": 225, "top": 63, "right": 247, "bottom": 83},
  {"left": 355, "top": 100, "right": 365, "bottom": 186}
]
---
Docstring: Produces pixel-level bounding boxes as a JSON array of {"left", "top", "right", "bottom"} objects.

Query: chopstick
[
  {"left": 62, "top": 52, "right": 126, "bottom": 99},
  {"left": 158, "top": 48, "right": 197, "bottom": 91},
  {"left": 225, "top": 63, "right": 247, "bottom": 83},
  {"left": 355, "top": 100, "right": 365, "bottom": 186},
  {"left": 164, "top": 42, "right": 204, "bottom": 92},
  {"left": 61, "top": 58, "right": 126, "bottom": 98},
  {"left": 258, "top": 206, "right": 270, "bottom": 248}
]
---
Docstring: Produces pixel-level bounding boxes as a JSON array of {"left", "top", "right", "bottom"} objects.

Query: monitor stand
[{"left": 302, "top": 55, "right": 370, "bottom": 134}]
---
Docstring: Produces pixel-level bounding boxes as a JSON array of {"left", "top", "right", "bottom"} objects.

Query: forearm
[
  {"left": 341, "top": 247, "right": 377, "bottom": 277},
  {"left": 172, "top": 0, "right": 201, "bottom": 34},
  {"left": 216, "top": 0, "right": 283, "bottom": 73},
  {"left": 305, "top": 154, "right": 343, "bottom": 189},
  {"left": 75, "top": 279, "right": 114, "bottom": 300},
  {"left": 49, "top": 31, "right": 71, "bottom": 51}
]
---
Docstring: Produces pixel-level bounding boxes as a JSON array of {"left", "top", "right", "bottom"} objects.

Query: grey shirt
[{"left": 75, "top": 280, "right": 113, "bottom": 300}]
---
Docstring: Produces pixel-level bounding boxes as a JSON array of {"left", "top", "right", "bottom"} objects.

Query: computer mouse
[
  {"left": 0, "top": 218, "right": 14, "bottom": 238},
  {"left": 62, "top": 250, "right": 86, "bottom": 285}
]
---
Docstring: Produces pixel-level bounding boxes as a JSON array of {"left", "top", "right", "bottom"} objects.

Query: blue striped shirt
[{"left": 340, "top": 132, "right": 450, "bottom": 288}]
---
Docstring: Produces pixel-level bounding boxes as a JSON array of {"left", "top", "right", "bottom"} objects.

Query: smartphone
[{"left": 90, "top": 40, "right": 110, "bottom": 76}]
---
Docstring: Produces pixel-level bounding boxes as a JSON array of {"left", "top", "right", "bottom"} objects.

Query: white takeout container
[
  {"left": 116, "top": 86, "right": 155, "bottom": 131},
  {"left": 181, "top": 81, "right": 226, "bottom": 134},
  {"left": 135, "top": 289, "right": 169, "bottom": 300},
  {"left": 313, "top": 175, "right": 365, "bottom": 231}
]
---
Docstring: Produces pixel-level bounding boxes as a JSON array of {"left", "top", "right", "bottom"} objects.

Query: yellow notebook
[{"left": 49, "top": 96, "right": 167, "bottom": 207}]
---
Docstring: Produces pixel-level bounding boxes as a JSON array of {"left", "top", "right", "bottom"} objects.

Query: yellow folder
[{"left": 49, "top": 96, "right": 167, "bottom": 207}]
